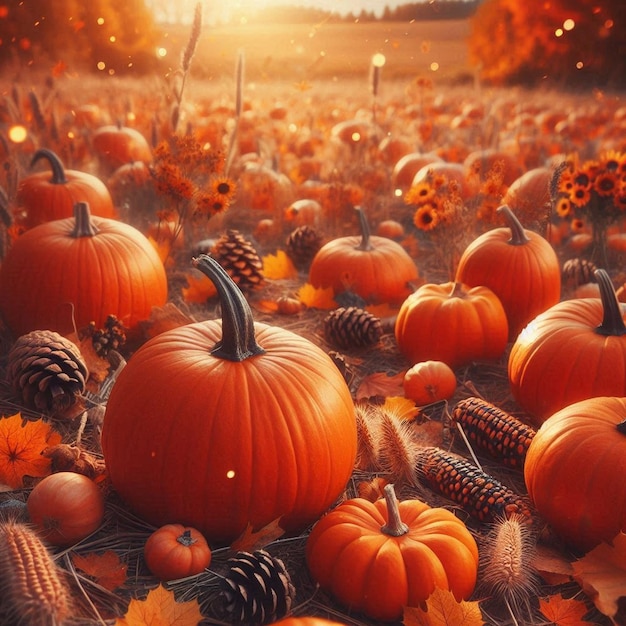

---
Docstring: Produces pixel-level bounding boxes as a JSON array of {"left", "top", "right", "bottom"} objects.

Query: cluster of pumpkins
[{"left": 2, "top": 96, "right": 626, "bottom": 624}]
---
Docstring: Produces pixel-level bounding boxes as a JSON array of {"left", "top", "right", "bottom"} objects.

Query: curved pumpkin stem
[
  {"left": 448, "top": 281, "right": 466, "bottom": 299},
  {"left": 192, "top": 254, "right": 265, "bottom": 362},
  {"left": 71, "top": 202, "right": 99, "bottom": 238},
  {"left": 595, "top": 268, "right": 626, "bottom": 336},
  {"left": 354, "top": 206, "right": 374, "bottom": 252},
  {"left": 30, "top": 148, "right": 68, "bottom": 185},
  {"left": 381, "top": 484, "right": 409, "bottom": 537},
  {"left": 497, "top": 205, "right": 530, "bottom": 246}
]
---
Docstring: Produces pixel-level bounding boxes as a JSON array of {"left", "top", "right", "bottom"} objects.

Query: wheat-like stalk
[
  {"left": 354, "top": 402, "right": 381, "bottom": 471},
  {"left": 226, "top": 49, "right": 245, "bottom": 176},
  {"left": 0, "top": 520, "right": 72, "bottom": 625},
  {"left": 376, "top": 408, "right": 418, "bottom": 485},
  {"left": 479, "top": 514, "right": 538, "bottom": 626}
]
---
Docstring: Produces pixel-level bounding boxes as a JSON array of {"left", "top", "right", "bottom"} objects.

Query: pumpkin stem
[
  {"left": 497, "top": 205, "right": 530, "bottom": 246},
  {"left": 354, "top": 206, "right": 374, "bottom": 251},
  {"left": 70, "top": 202, "right": 99, "bottom": 238},
  {"left": 30, "top": 148, "right": 68, "bottom": 185},
  {"left": 381, "top": 484, "right": 409, "bottom": 537},
  {"left": 192, "top": 254, "right": 265, "bottom": 361},
  {"left": 594, "top": 268, "right": 626, "bottom": 336},
  {"left": 449, "top": 281, "right": 466, "bottom": 298},
  {"left": 177, "top": 529, "right": 197, "bottom": 546}
]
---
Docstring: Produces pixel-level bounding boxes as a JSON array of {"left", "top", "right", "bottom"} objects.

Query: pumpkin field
[{"left": 1, "top": 9, "right": 626, "bottom": 626}]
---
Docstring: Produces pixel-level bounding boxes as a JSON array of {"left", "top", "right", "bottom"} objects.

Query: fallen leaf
[
  {"left": 140, "top": 303, "right": 196, "bottom": 340},
  {"left": 182, "top": 270, "right": 217, "bottom": 303},
  {"left": 356, "top": 371, "right": 405, "bottom": 400},
  {"left": 538, "top": 593, "right": 589, "bottom": 626},
  {"left": 72, "top": 550, "right": 128, "bottom": 591},
  {"left": 41, "top": 444, "right": 106, "bottom": 481},
  {"left": 356, "top": 476, "right": 389, "bottom": 502},
  {"left": 261, "top": 250, "right": 298, "bottom": 280},
  {"left": 114, "top": 584, "right": 203, "bottom": 626},
  {"left": 532, "top": 544, "right": 575, "bottom": 586},
  {"left": 366, "top": 302, "right": 399, "bottom": 320},
  {"left": 66, "top": 331, "right": 111, "bottom": 390},
  {"left": 297, "top": 283, "right": 336, "bottom": 309},
  {"left": 404, "top": 588, "right": 484, "bottom": 625},
  {"left": 0, "top": 414, "right": 62, "bottom": 488},
  {"left": 230, "top": 517, "right": 285, "bottom": 553},
  {"left": 572, "top": 532, "right": 626, "bottom": 623},
  {"left": 383, "top": 396, "right": 421, "bottom": 421}
]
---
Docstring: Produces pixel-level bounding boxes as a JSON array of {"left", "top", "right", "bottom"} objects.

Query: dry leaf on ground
[
  {"left": 230, "top": 517, "right": 285, "bottom": 552},
  {"left": 356, "top": 371, "right": 405, "bottom": 399},
  {"left": 538, "top": 593, "right": 589, "bottom": 626},
  {"left": 262, "top": 249, "right": 298, "bottom": 279},
  {"left": 383, "top": 396, "right": 421, "bottom": 421},
  {"left": 403, "top": 588, "right": 484, "bottom": 626},
  {"left": 114, "top": 584, "right": 203, "bottom": 626},
  {"left": 72, "top": 550, "right": 128, "bottom": 591},
  {"left": 0, "top": 413, "right": 62, "bottom": 488},
  {"left": 572, "top": 532, "right": 626, "bottom": 624},
  {"left": 297, "top": 283, "right": 336, "bottom": 309}
]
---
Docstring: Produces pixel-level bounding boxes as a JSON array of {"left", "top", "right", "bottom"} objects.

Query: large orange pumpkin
[
  {"left": 0, "top": 202, "right": 167, "bottom": 337},
  {"left": 509, "top": 269, "right": 626, "bottom": 422},
  {"left": 309, "top": 207, "right": 419, "bottom": 305},
  {"left": 101, "top": 254, "right": 357, "bottom": 546},
  {"left": 395, "top": 281, "right": 509, "bottom": 369},
  {"left": 305, "top": 484, "right": 478, "bottom": 622},
  {"left": 455, "top": 204, "right": 561, "bottom": 340},
  {"left": 524, "top": 396, "right": 626, "bottom": 552},
  {"left": 14, "top": 148, "right": 116, "bottom": 230}
]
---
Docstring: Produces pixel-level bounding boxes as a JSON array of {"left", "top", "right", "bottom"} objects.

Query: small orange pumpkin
[
  {"left": 395, "top": 281, "right": 509, "bottom": 369},
  {"left": 144, "top": 524, "right": 212, "bottom": 581},
  {"left": 27, "top": 472, "right": 105, "bottom": 547},
  {"left": 92, "top": 124, "right": 153, "bottom": 174},
  {"left": 305, "top": 484, "right": 478, "bottom": 622},
  {"left": 14, "top": 148, "right": 116, "bottom": 230},
  {"left": 309, "top": 207, "right": 419, "bottom": 305},
  {"left": 403, "top": 360, "right": 457, "bottom": 405}
]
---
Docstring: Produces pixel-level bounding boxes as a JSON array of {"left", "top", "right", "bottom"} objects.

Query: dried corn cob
[
  {"left": 415, "top": 446, "right": 533, "bottom": 523},
  {"left": 0, "top": 520, "right": 71, "bottom": 625},
  {"left": 451, "top": 397, "right": 536, "bottom": 469}
]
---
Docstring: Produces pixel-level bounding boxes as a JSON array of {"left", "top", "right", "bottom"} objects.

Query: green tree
[
  {"left": 0, "top": 0, "right": 161, "bottom": 74},
  {"left": 469, "top": 0, "right": 626, "bottom": 88}
]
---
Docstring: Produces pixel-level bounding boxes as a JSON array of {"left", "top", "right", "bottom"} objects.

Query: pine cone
[
  {"left": 82, "top": 314, "right": 127, "bottom": 357},
  {"left": 562, "top": 257, "right": 597, "bottom": 288},
  {"left": 211, "top": 230, "right": 264, "bottom": 292},
  {"left": 6, "top": 330, "right": 88, "bottom": 416},
  {"left": 218, "top": 550, "right": 295, "bottom": 624},
  {"left": 285, "top": 225, "right": 323, "bottom": 270},
  {"left": 324, "top": 306, "right": 383, "bottom": 350}
]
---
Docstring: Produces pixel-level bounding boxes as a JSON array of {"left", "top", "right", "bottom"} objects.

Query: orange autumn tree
[{"left": 469, "top": 0, "right": 626, "bottom": 88}]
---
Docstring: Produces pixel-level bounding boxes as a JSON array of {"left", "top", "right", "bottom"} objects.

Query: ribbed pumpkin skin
[
  {"left": 101, "top": 320, "right": 357, "bottom": 546},
  {"left": 0, "top": 213, "right": 167, "bottom": 336},
  {"left": 309, "top": 235, "right": 418, "bottom": 305},
  {"left": 508, "top": 298, "right": 626, "bottom": 422},
  {"left": 395, "top": 282, "right": 509, "bottom": 370},
  {"left": 524, "top": 397, "right": 626, "bottom": 552},
  {"left": 455, "top": 207, "right": 561, "bottom": 340},
  {"left": 305, "top": 496, "right": 478, "bottom": 622}
]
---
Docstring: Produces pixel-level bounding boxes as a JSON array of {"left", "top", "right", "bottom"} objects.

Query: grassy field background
[{"left": 157, "top": 19, "right": 474, "bottom": 86}]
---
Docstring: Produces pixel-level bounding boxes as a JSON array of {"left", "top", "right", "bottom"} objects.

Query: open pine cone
[{"left": 6, "top": 330, "right": 88, "bottom": 417}]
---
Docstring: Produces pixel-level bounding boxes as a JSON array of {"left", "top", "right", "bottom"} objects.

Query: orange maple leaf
[
  {"left": 72, "top": 550, "right": 128, "bottom": 591},
  {"left": 114, "top": 584, "right": 203, "bottom": 626},
  {"left": 296, "top": 283, "right": 336, "bottom": 309},
  {"left": 261, "top": 250, "right": 298, "bottom": 280},
  {"left": 383, "top": 396, "right": 421, "bottom": 422},
  {"left": 0, "top": 414, "right": 62, "bottom": 488},
  {"left": 538, "top": 593, "right": 588, "bottom": 626},
  {"left": 182, "top": 270, "right": 217, "bottom": 304},
  {"left": 572, "top": 531, "right": 626, "bottom": 623},
  {"left": 230, "top": 518, "right": 285, "bottom": 553},
  {"left": 404, "top": 588, "right": 484, "bottom": 625}
]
